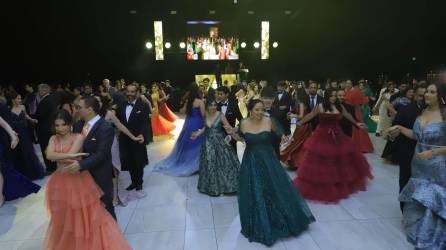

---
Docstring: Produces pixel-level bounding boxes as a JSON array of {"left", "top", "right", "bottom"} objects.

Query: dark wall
[{"left": 3, "top": 0, "right": 446, "bottom": 86}]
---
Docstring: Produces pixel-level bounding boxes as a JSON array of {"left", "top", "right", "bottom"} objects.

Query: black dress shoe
[
  {"left": 126, "top": 183, "right": 136, "bottom": 191},
  {"left": 135, "top": 185, "right": 143, "bottom": 191}
]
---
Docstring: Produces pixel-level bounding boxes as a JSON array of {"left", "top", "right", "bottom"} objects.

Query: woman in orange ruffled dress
[
  {"left": 157, "top": 83, "right": 177, "bottom": 122},
  {"left": 344, "top": 80, "right": 374, "bottom": 153},
  {"left": 44, "top": 110, "right": 131, "bottom": 250},
  {"left": 151, "top": 83, "right": 176, "bottom": 138}
]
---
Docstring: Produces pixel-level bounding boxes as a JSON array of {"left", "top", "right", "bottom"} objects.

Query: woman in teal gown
[
  {"left": 387, "top": 82, "right": 446, "bottom": 249},
  {"left": 359, "top": 82, "right": 377, "bottom": 133},
  {"left": 232, "top": 99, "right": 315, "bottom": 246}
]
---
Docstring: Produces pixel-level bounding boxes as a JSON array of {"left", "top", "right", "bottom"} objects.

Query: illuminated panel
[
  {"left": 154, "top": 21, "right": 164, "bottom": 60},
  {"left": 261, "top": 21, "right": 270, "bottom": 60}
]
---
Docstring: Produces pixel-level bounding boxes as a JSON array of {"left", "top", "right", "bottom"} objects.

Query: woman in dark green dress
[
  {"left": 231, "top": 99, "right": 315, "bottom": 246},
  {"left": 359, "top": 82, "right": 377, "bottom": 133},
  {"left": 191, "top": 99, "right": 240, "bottom": 196}
]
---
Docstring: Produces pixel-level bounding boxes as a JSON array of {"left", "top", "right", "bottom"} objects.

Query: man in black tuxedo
[
  {"left": 64, "top": 96, "right": 116, "bottom": 219},
  {"left": 116, "top": 84, "right": 149, "bottom": 191},
  {"left": 337, "top": 89, "right": 357, "bottom": 137},
  {"left": 303, "top": 82, "right": 324, "bottom": 130},
  {"left": 260, "top": 86, "right": 282, "bottom": 157},
  {"left": 274, "top": 81, "right": 293, "bottom": 135},
  {"left": 389, "top": 85, "right": 426, "bottom": 212},
  {"left": 216, "top": 86, "right": 243, "bottom": 151},
  {"left": 35, "top": 84, "right": 58, "bottom": 174}
]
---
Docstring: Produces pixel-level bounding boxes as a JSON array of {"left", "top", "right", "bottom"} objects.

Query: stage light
[
  {"left": 145, "top": 42, "right": 153, "bottom": 49},
  {"left": 241, "top": 42, "right": 247, "bottom": 48},
  {"left": 154, "top": 21, "right": 164, "bottom": 60},
  {"left": 261, "top": 21, "right": 270, "bottom": 59},
  {"left": 165, "top": 42, "right": 171, "bottom": 49},
  {"left": 273, "top": 42, "right": 278, "bottom": 48},
  {"left": 179, "top": 42, "right": 186, "bottom": 49},
  {"left": 253, "top": 42, "right": 260, "bottom": 49}
]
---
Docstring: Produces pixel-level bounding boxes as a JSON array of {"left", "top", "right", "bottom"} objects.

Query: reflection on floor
[{"left": 0, "top": 118, "right": 412, "bottom": 250}]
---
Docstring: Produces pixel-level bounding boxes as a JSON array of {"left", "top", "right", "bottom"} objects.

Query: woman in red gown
[
  {"left": 280, "top": 100, "right": 312, "bottom": 169},
  {"left": 293, "top": 89, "right": 373, "bottom": 203},
  {"left": 155, "top": 83, "right": 177, "bottom": 122},
  {"left": 45, "top": 110, "right": 131, "bottom": 250},
  {"left": 344, "top": 81, "right": 374, "bottom": 153},
  {"left": 151, "top": 83, "right": 176, "bottom": 138}
]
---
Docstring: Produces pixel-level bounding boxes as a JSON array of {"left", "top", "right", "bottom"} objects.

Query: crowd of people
[{"left": 0, "top": 76, "right": 445, "bottom": 249}]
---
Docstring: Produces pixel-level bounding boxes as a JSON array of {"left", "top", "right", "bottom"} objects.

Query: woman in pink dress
[{"left": 44, "top": 110, "right": 131, "bottom": 250}]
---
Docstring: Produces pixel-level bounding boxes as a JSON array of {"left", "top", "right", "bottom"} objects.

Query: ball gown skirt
[
  {"left": 44, "top": 171, "right": 131, "bottom": 250},
  {"left": 294, "top": 113, "right": 373, "bottom": 203},
  {"left": 159, "top": 101, "right": 177, "bottom": 123},
  {"left": 151, "top": 109, "right": 175, "bottom": 137},
  {"left": 399, "top": 120, "right": 446, "bottom": 250},
  {"left": 197, "top": 114, "right": 240, "bottom": 196},
  {"left": 238, "top": 131, "right": 315, "bottom": 246},
  {"left": 0, "top": 144, "right": 40, "bottom": 201},
  {"left": 361, "top": 104, "right": 377, "bottom": 133},
  {"left": 153, "top": 107, "right": 204, "bottom": 177},
  {"left": 280, "top": 123, "right": 312, "bottom": 169}
]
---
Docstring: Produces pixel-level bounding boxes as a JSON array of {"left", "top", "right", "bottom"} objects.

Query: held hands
[
  {"left": 68, "top": 153, "right": 89, "bottom": 159},
  {"left": 63, "top": 160, "right": 81, "bottom": 173},
  {"left": 418, "top": 150, "right": 434, "bottom": 160},
  {"left": 224, "top": 135, "right": 232, "bottom": 145},
  {"left": 384, "top": 125, "right": 401, "bottom": 139},
  {"left": 190, "top": 131, "right": 199, "bottom": 140},
  {"left": 133, "top": 135, "right": 144, "bottom": 144}
]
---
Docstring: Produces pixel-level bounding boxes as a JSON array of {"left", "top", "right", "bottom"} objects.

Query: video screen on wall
[{"left": 186, "top": 21, "right": 239, "bottom": 61}]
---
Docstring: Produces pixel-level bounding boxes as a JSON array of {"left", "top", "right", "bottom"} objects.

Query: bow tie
[
  {"left": 278, "top": 92, "right": 283, "bottom": 94},
  {"left": 220, "top": 102, "right": 228, "bottom": 106},
  {"left": 127, "top": 102, "right": 134, "bottom": 107}
]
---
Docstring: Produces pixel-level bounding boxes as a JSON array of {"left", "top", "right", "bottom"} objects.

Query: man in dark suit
[
  {"left": 35, "top": 84, "right": 58, "bottom": 174},
  {"left": 260, "top": 86, "right": 283, "bottom": 157},
  {"left": 337, "top": 89, "right": 357, "bottom": 137},
  {"left": 216, "top": 86, "right": 243, "bottom": 151},
  {"left": 116, "top": 84, "right": 149, "bottom": 191},
  {"left": 389, "top": 85, "right": 426, "bottom": 212},
  {"left": 64, "top": 96, "right": 116, "bottom": 219},
  {"left": 274, "top": 81, "right": 293, "bottom": 135},
  {"left": 216, "top": 86, "right": 243, "bottom": 127},
  {"left": 303, "top": 82, "right": 324, "bottom": 130}
]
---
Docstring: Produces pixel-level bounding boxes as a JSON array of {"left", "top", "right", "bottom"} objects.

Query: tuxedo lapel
[
  {"left": 85, "top": 118, "right": 102, "bottom": 142},
  {"left": 127, "top": 100, "right": 140, "bottom": 124}
]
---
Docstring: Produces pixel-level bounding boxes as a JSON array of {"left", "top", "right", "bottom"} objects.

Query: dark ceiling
[{"left": 3, "top": 0, "right": 446, "bottom": 85}]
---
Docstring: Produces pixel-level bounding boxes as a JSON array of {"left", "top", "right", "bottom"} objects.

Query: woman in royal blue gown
[
  {"left": 153, "top": 84, "right": 205, "bottom": 177},
  {"left": 0, "top": 109, "right": 40, "bottom": 206}
]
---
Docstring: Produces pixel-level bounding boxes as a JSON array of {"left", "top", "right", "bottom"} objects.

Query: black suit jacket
[
  {"left": 304, "top": 94, "right": 324, "bottom": 129},
  {"left": 79, "top": 118, "right": 114, "bottom": 203},
  {"left": 35, "top": 94, "right": 58, "bottom": 139},
  {"left": 339, "top": 103, "right": 356, "bottom": 137},
  {"left": 218, "top": 99, "right": 243, "bottom": 127},
  {"left": 116, "top": 99, "right": 150, "bottom": 168},
  {"left": 393, "top": 102, "right": 423, "bottom": 165}
]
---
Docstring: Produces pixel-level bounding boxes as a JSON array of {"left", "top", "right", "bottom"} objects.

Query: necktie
[
  {"left": 82, "top": 123, "right": 90, "bottom": 137},
  {"left": 310, "top": 96, "right": 315, "bottom": 110}
]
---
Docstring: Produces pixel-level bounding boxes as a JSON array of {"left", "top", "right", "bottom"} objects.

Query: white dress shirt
[
  {"left": 220, "top": 101, "right": 228, "bottom": 115},
  {"left": 86, "top": 115, "right": 101, "bottom": 135},
  {"left": 126, "top": 100, "right": 136, "bottom": 122}
]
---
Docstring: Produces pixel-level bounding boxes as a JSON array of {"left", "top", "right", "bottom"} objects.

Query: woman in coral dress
[
  {"left": 151, "top": 83, "right": 175, "bottom": 138},
  {"left": 156, "top": 84, "right": 177, "bottom": 122},
  {"left": 294, "top": 89, "right": 373, "bottom": 203},
  {"left": 44, "top": 110, "right": 131, "bottom": 250},
  {"left": 345, "top": 82, "right": 374, "bottom": 153},
  {"left": 280, "top": 98, "right": 312, "bottom": 169}
]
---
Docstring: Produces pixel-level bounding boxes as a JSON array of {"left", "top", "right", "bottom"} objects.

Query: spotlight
[
  {"left": 179, "top": 42, "right": 186, "bottom": 49},
  {"left": 273, "top": 42, "right": 278, "bottom": 48},
  {"left": 253, "top": 42, "right": 260, "bottom": 48},
  {"left": 145, "top": 42, "right": 153, "bottom": 49},
  {"left": 240, "top": 42, "right": 247, "bottom": 48},
  {"left": 165, "top": 42, "right": 171, "bottom": 49}
]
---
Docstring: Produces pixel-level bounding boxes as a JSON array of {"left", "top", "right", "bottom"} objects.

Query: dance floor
[{"left": 0, "top": 117, "right": 413, "bottom": 250}]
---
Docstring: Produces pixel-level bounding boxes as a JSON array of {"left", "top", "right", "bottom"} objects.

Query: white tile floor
[{"left": 0, "top": 119, "right": 413, "bottom": 250}]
